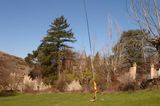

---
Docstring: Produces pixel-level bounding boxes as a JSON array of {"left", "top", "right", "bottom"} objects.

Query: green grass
[{"left": 0, "top": 89, "right": 160, "bottom": 106}]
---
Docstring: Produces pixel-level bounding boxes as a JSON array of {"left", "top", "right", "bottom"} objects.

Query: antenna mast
[{"left": 83, "top": 0, "right": 97, "bottom": 100}]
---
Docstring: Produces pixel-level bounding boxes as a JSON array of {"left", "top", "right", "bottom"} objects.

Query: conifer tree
[{"left": 26, "top": 16, "right": 76, "bottom": 85}]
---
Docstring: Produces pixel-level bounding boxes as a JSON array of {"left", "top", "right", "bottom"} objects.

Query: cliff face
[{"left": 0, "top": 51, "right": 30, "bottom": 75}]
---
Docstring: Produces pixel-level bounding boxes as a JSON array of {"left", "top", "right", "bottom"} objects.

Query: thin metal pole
[
  {"left": 83, "top": 0, "right": 93, "bottom": 56},
  {"left": 83, "top": 0, "right": 95, "bottom": 80},
  {"left": 83, "top": 0, "right": 97, "bottom": 100}
]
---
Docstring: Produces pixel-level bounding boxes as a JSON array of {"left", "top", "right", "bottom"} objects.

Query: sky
[{"left": 0, "top": 0, "right": 138, "bottom": 58}]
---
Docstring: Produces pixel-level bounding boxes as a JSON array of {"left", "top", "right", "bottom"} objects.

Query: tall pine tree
[{"left": 26, "top": 16, "right": 76, "bottom": 85}]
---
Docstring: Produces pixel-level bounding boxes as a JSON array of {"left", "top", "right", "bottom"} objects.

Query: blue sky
[{"left": 0, "top": 0, "right": 138, "bottom": 58}]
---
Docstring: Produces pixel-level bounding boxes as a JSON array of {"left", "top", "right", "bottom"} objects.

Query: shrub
[
  {"left": 119, "top": 82, "right": 139, "bottom": 91},
  {"left": 56, "top": 76, "right": 66, "bottom": 92},
  {"left": 0, "top": 90, "right": 16, "bottom": 97}
]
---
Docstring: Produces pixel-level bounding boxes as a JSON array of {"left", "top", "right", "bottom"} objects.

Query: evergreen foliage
[
  {"left": 25, "top": 16, "right": 76, "bottom": 85},
  {"left": 113, "top": 30, "right": 155, "bottom": 72}
]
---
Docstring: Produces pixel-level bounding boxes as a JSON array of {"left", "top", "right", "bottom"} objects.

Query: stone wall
[
  {"left": 9, "top": 73, "right": 51, "bottom": 92},
  {"left": 65, "top": 80, "right": 82, "bottom": 92},
  {"left": 23, "top": 75, "right": 51, "bottom": 91},
  {"left": 150, "top": 64, "right": 158, "bottom": 79},
  {"left": 129, "top": 63, "right": 137, "bottom": 81}
]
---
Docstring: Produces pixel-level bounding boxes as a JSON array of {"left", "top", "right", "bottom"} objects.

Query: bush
[
  {"left": 56, "top": 77, "right": 66, "bottom": 92},
  {"left": 119, "top": 82, "right": 139, "bottom": 91},
  {"left": 0, "top": 90, "right": 16, "bottom": 97},
  {"left": 23, "top": 84, "right": 34, "bottom": 93},
  {"left": 140, "top": 77, "right": 160, "bottom": 89}
]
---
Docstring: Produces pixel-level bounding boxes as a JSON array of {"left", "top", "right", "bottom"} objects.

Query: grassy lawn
[{"left": 0, "top": 89, "right": 160, "bottom": 106}]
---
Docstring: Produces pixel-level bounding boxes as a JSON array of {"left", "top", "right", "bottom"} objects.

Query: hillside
[{"left": 0, "top": 51, "right": 30, "bottom": 75}]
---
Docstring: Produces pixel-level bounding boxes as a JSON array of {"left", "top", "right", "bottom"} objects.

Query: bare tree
[
  {"left": 128, "top": 0, "right": 160, "bottom": 54},
  {"left": 106, "top": 15, "right": 123, "bottom": 73}
]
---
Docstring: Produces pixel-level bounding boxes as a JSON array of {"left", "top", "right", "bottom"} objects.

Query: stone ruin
[
  {"left": 119, "top": 63, "right": 160, "bottom": 91},
  {"left": 9, "top": 73, "right": 83, "bottom": 92},
  {"left": 128, "top": 63, "right": 160, "bottom": 81},
  {"left": 9, "top": 73, "right": 51, "bottom": 92},
  {"left": 129, "top": 63, "right": 137, "bottom": 81},
  {"left": 8, "top": 63, "right": 160, "bottom": 92},
  {"left": 23, "top": 75, "right": 51, "bottom": 91},
  {"left": 150, "top": 64, "right": 159, "bottom": 79},
  {"left": 65, "top": 80, "right": 82, "bottom": 92}
]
